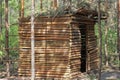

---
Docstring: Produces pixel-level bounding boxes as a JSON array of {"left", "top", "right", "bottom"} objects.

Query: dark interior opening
[{"left": 79, "top": 24, "right": 87, "bottom": 72}]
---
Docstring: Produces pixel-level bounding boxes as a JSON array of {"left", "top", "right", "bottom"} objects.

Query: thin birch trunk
[
  {"left": 31, "top": 0, "right": 35, "bottom": 80},
  {"left": 104, "top": 0, "right": 109, "bottom": 67},
  {"left": 104, "top": 22, "right": 109, "bottom": 67}
]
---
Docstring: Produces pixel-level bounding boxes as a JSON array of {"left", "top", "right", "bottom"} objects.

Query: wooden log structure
[{"left": 18, "top": 9, "right": 99, "bottom": 79}]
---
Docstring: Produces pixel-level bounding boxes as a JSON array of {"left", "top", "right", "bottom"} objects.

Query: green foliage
[
  {"left": 0, "top": 30, "right": 5, "bottom": 59},
  {"left": 94, "top": 0, "right": 118, "bottom": 67},
  {"left": 9, "top": 25, "right": 19, "bottom": 59},
  {"left": 0, "top": 0, "right": 19, "bottom": 60}
]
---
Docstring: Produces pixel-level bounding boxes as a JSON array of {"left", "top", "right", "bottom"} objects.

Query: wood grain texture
[{"left": 18, "top": 14, "right": 98, "bottom": 79}]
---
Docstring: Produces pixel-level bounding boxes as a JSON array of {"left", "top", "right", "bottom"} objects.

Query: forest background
[{"left": 0, "top": 0, "right": 119, "bottom": 78}]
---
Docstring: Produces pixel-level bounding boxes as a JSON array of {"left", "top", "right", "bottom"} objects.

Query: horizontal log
[
  {"left": 87, "top": 42, "right": 97, "bottom": 45},
  {"left": 71, "top": 21, "right": 95, "bottom": 25},
  {"left": 21, "top": 17, "right": 71, "bottom": 22},
  {"left": 19, "top": 72, "right": 69, "bottom": 77},
  {"left": 88, "top": 49, "right": 98, "bottom": 53},
  {"left": 70, "top": 57, "right": 81, "bottom": 60},
  {"left": 20, "top": 51, "right": 69, "bottom": 54},
  {"left": 19, "top": 60, "right": 69, "bottom": 63},
  {"left": 20, "top": 22, "right": 70, "bottom": 25},
  {"left": 71, "top": 67, "right": 80, "bottom": 71},
  {"left": 71, "top": 62, "right": 81, "bottom": 65},
  {"left": 71, "top": 69, "right": 81, "bottom": 73},
  {"left": 20, "top": 35, "right": 69, "bottom": 38},
  {"left": 20, "top": 54, "right": 69, "bottom": 57},
  {"left": 18, "top": 69, "right": 70, "bottom": 72},
  {"left": 19, "top": 34, "right": 70, "bottom": 37},
  {"left": 20, "top": 37, "right": 69, "bottom": 40},
  {"left": 71, "top": 54, "right": 81, "bottom": 56},
  {"left": 19, "top": 47, "right": 69, "bottom": 49},
  {"left": 71, "top": 72, "right": 81, "bottom": 77},
  {"left": 88, "top": 59, "right": 99, "bottom": 64},
  {"left": 89, "top": 57, "right": 99, "bottom": 61},
  {"left": 71, "top": 48, "right": 81, "bottom": 51},
  {"left": 19, "top": 31, "right": 70, "bottom": 34},
  {"left": 72, "top": 42, "right": 81, "bottom": 44},
  {"left": 18, "top": 74, "right": 69, "bottom": 78},
  {"left": 87, "top": 46, "right": 97, "bottom": 50},
  {"left": 70, "top": 63, "right": 81, "bottom": 66},
  {"left": 20, "top": 26, "right": 69, "bottom": 30},
  {"left": 19, "top": 65, "right": 69, "bottom": 68},
  {"left": 19, "top": 58, "right": 69, "bottom": 62}
]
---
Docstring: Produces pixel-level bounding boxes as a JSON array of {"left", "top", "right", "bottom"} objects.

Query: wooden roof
[
  {"left": 74, "top": 8, "right": 98, "bottom": 17},
  {"left": 19, "top": 8, "right": 99, "bottom": 22}
]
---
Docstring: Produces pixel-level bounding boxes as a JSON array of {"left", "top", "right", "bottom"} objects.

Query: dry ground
[{"left": 0, "top": 70, "right": 120, "bottom": 80}]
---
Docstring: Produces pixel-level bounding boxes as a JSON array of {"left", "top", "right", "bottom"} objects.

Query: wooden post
[
  {"left": 0, "top": 0, "right": 2, "bottom": 34},
  {"left": 98, "top": 0, "right": 102, "bottom": 80},
  {"left": 31, "top": 0, "right": 35, "bottom": 80},
  {"left": 118, "top": 0, "right": 120, "bottom": 70},
  {"left": 21, "top": 0, "right": 24, "bottom": 18},
  {"left": 19, "top": 0, "right": 21, "bottom": 18},
  {"left": 5, "top": 0, "right": 10, "bottom": 77},
  {"left": 40, "top": 0, "right": 43, "bottom": 11},
  {"left": 69, "top": 0, "right": 72, "bottom": 13},
  {"left": 53, "top": 0, "right": 58, "bottom": 10}
]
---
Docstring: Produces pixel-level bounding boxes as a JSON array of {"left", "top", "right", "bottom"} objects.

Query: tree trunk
[
  {"left": 104, "top": 0, "right": 109, "bottom": 67},
  {"left": 53, "top": 0, "right": 58, "bottom": 10},
  {"left": 19, "top": 0, "right": 21, "bottom": 17},
  {"left": 104, "top": 20, "right": 109, "bottom": 67},
  {"left": 118, "top": 0, "right": 120, "bottom": 70},
  {"left": 0, "top": 0, "right": 2, "bottom": 34},
  {"left": 40, "top": 0, "right": 43, "bottom": 11},
  {"left": 5, "top": 0, "right": 10, "bottom": 77},
  {"left": 21, "top": 0, "right": 24, "bottom": 18},
  {"left": 31, "top": 0, "right": 35, "bottom": 80},
  {"left": 98, "top": 0, "right": 102, "bottom": 80}
]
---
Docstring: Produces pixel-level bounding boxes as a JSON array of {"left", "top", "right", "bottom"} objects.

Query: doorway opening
[{"left": 79, "top": 25, "right": 87, "bottom": 72}]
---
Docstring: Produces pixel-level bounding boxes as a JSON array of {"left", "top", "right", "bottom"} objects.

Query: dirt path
[{"left": 101, "top": 71, "right": 120, "bottom": 80}]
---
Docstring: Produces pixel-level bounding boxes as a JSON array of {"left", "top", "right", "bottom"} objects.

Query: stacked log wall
[
  {"left": 86, "top": 25, "right": 99, "bottom": 71},
  {"left": 71, "top": 24, "right": 81, "bottom": 78},
  {"left": 18, "top": 16, "right": 81, "bottom": 79}
]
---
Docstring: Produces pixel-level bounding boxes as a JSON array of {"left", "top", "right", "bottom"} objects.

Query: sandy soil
[{"left": 0, "top": 70, "right": 120, "bottom": 80}]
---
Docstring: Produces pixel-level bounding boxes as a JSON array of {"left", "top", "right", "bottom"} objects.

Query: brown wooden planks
[{"left": 19, "top": 15, "right": 98, "bottom": 79}]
